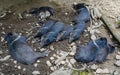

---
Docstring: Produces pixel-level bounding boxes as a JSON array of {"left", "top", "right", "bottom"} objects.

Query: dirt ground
[{"left": 0, "top": 0, "right": 120, "bottom": 75}]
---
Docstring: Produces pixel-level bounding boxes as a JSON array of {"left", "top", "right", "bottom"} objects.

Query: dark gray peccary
[
  {"left": 40, "top": 21, "right": 64, "bottom": 48},
  {"left": 5, "top": 32, "right": 49, "bottom": 65},
  {"left": 72, "top": 3, "right": 90, "bottom": 23},
  {"left": 69, "top": 21, "right": 86, "bottom": 43},
  {"left": 34, "top": 19, "right": 57, "bottom": 39},
  {"left": 56, "top": 25, "right": 74, "bottom": 41},
  {"left": 74, "top": 37, "right": 115, "bottom": 63}
]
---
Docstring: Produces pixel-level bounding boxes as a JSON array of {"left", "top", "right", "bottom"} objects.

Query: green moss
[{"left": 72, "top": 69, "right": 95, "bottom": 75}]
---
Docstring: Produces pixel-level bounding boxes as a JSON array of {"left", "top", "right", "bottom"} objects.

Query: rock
[
  {"left": 50, "top": 69, "right": 71, "bottom": 75},
  {"left": 90, "top": 64, "right": 98, "bottom": 70},
  {"left": 0, "top": 55, "right": 11, "bottom": 62},
  {"left": 46, "top": 61, "right": 52, "bottom": 66},
  {"left": 102, "top": 68, "right": 109, "bottom": 74},
  {"left": 32, "top": 71, "right": 40, "bottom": 75},
  {"left": 96, "top": 68, "right": 102, "bottom": 74},
  {"left": 116, "top": 55, "right": 120, "bottom": 60},
  {"left": 50, "top": 45, "right": 54, "bottom": 50},
  {"left": 115, "top": 60, "right": 120, "bottom": 67},
  {"left": 70, "top": 58, "right": 76, "bottom": 64}
]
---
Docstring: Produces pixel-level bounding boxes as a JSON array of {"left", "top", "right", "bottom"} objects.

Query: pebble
[
  {"left": 90, "top": 64, "right": 98, "bottom": 70},
  {"left": 65, "top": 12, "right": 68, "bottom": 15},
  {"left": 32, "top": 71, "right": 40, "bottom": 75},
  {"left": 23, "top": 68, "right": 26, "bottom": 71},
  {"left": 96, "top": 68, "right": 103, "bottom": 74},
  {"left": 1, "top": 37, "right": 4, "bottom": 42},
  {"left": 46, "top": 61, "right": 52, "bottom": 67},
  {"left": 13, "top": 60, "right": 17, "bottom": 64},
  {"left": 0, "top": 51, "right": 3, "bottom": 54},
  {"left": 50, "top": 67, "right": 55, "bottom": 71},
  {"left": 18, "top": 66, "right": 21, "bottom": 69},
  {"left": 0, "top": 55, "right": 11, "bottom": 62},
  {"left": 34, "top": 63, "right": 38, "bottom": 67},
  {"left": 117, "top": 51, "right": 120, "bottom": 55},
  {"left": 116, "top": 55, "right": 120, "bottom": 60},
  {"left": 36, "top": 60, "right": 40, "bottom": 63},
  {"left": 50, "top": 57, "right": 54, "bottom": 60},
  {"left": 1, "top": 31, "right": 5, "bottom": 34},
  {"left": 14, "top": 65, "right": 17, "bottom": 68},
  {"left": 60, "top": 61, "right": 66, "bottom": 65},
  {"left": 69, "top": 51, "right": 75, "bottom": 56},
  {"left": 55, "top": 53, "right": 68, "bottom": 65},
  {"left": 115, "top": 60, "right": 120, "bottom": 67},
  {"left": 72, "top": 46, "right": 76, "bottom": 51},
  {"left": 70, "top": 58, "right": 76, "bottom": 64},
  {"left": 113, "top": 70, "right": 119, "bottom": 75},
  {"left": 40, "top": 48, "right": 46, "bottom": 51},
  {"left": 96, "top": 68, "right": 109, "bottom": 74},
  {"left": 70, "top": 42, "right": 75, "bottom": 46},
  {"left": 50, "top": 45, "right": 54, "bottom": 50}
]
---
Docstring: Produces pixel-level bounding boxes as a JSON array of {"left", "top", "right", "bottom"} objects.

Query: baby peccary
[
  {"left": 29, "top": 6, "right": 54, "bottom": 19},
  {"left": 40, "top": 21, "right": 64, "bottom": 48},
  {"left": 5, "top": 32, "right": 49, "bottom": 65},
  {"left": 74, "top": 37, "right": 115, "bottom": 63},
  {"left": 69, "top": 21, "right": 86, "bottom": 43},
  {"left": 34, "top": 19, "right": 57, "bottom": 39},
  {"left": 72, "top": 3, "right": 90, "bottom": 23},
  {"left": 56, "top": 25, "right": 74, "bottom": 41}
]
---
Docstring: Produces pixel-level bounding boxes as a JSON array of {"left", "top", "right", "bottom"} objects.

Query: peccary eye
[
  {"left": 8, "top": 33, "right": 13, "bottom": 36},
  {"left": 100, "top": 38, "right": 103, "bottom": 40}
]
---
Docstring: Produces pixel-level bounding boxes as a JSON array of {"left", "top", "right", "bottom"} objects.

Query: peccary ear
[{"left": 108, "top": 44, "right": 115, "bottom": 53}]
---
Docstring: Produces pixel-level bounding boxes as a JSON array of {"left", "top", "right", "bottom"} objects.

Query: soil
[{"left": 0, "top": 0, "right": 120, "bottom": 75}]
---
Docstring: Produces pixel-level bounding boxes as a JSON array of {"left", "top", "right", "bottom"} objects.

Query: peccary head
[
  {"left": 94, "top": 37, "right": 107, "bottom": 49},
  {"left": 4, "top": 32, "right": 19, "bottom": 45},
  {"left": 73, "top": 3, "right": 86, "bottom": 11}
]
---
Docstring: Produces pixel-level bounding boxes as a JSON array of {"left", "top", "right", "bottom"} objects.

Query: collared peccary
[
  {"left": 29, "top": 6, "right": 54, "bottom": 19},
  {"left": 34, "top": 19, "right": 57, "bottom": 39},
  {"left": 69, "top": 21, "right": 86, "bottom": 43},
  {"left": 56, "top": 25, "right": 74, "bottom": 41},
  {"left": 40, "top": 21, "right": 64, "bottom": 48},
  {"left": 74, "top": 37, "right": 115, "bottom": 63},
  {"left": 5, "top": 32, "right": 49, "bottom": 65},
  {"left": 72, "top": 3, "right": 90, "bottom": 23}
]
